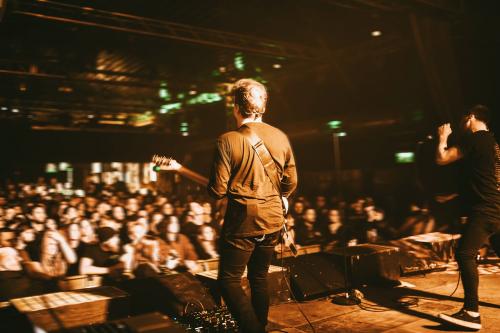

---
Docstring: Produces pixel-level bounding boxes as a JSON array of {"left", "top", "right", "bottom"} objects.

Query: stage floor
[{"left": 268, "top": 262, "right": 500, "bottom": 332}]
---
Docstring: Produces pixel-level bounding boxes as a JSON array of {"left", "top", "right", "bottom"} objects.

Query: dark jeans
[
  {"left": 456, "top": 212, "right": 500, "bottom": 312},
  {"left": 218, "top": 230, "right": 281, "bottom": 333}
]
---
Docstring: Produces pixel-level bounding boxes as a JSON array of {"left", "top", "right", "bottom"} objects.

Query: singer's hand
[{"left": 438, "top": 123, "right": 452, "bottom": 141}]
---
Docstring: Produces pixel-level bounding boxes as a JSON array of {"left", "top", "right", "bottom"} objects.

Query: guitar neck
[{"left": 177, "top": 167, "right": 209, "bottom": 187}]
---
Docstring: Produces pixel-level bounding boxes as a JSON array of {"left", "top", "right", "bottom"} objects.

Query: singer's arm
[{"left": 436, "top": 123, "right": 463, "bottom": 165}]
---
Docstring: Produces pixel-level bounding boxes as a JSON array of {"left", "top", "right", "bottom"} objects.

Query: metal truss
[
  {"left": 323, "top": 0, "right": 463, "bottom": 13},
  {"left": 11, "top": 0, "right": 320, "bottom": 60}
]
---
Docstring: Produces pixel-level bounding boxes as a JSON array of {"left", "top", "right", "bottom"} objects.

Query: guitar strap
[
  {"left": 238, "top": 125, "right": 283, "bottom": 200},
  {"left": 239, "top": 125, "right": 298, "bottom": 256}
]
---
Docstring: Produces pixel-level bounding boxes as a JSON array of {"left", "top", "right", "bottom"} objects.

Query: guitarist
[{"left": 207, "top": 78, "right": 297, "bottom": 333}]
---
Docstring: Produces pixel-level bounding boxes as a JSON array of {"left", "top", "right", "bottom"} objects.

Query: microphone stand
[{"left": 331, "top": 224, "right": 360, "bottom": 306}]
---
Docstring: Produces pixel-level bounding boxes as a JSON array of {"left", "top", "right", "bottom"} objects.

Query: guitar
[
  {"left": 151, "top": 154, "right": 298, "bottom": 256},
  {"left": 152, "top": 155, "right": 209, "bottom": 187}
]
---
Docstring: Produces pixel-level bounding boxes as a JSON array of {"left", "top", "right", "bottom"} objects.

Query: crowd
[{"left": 0, "top": 177, "right": 437, "bottom": 301}]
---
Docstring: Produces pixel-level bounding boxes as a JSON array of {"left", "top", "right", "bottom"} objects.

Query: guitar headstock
[{"left": 151, "top": 154, "right": 182, "bottom": 171}]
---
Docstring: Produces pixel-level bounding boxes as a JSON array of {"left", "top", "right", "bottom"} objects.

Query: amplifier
[
  {"left": 327, "top": 244, "right": 401, "bottom": 287},
  {"left": 10, "top": 286, "right": 129, "bottom": 332},
  {"left": 196, "top": 265, "right": 291, "bottom": 305}
]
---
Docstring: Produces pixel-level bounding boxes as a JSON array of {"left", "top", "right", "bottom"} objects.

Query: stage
[{"left": 267, "top": 262, "right": 500, "bottom": 332}]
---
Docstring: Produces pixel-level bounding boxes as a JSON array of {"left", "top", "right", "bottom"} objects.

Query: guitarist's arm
[
  {"left": 207, "top": 137, "right": 232, "bottom": 200},
  {"left": 281, "top": 138, "right": 298, "bottom": 200}
]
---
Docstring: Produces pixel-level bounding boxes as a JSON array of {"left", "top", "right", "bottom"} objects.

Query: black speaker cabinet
[
  {"left": 281, "top": 253, "right": 344, "bottom": 301},
  {"left": 327, "top": 244, "right": 400, "bottom": 287}
]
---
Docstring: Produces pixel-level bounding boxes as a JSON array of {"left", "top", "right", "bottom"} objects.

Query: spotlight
[
  {"left": 1, "top": 106, "right": 8, "bottom": 111},
  {"left": 189, "top": 90, "right": 197, "bottom": 95},
  {"left": 371, "top": 30, "right": 382, "bottom": 37},
  {"left": 88, "top": 114, "right": 95, "bottom": 119},
  {"left": 219, "top": 66, "right": 227, "bottom": 73},
  {"left": 272, "top": 63, "right": 282, "bottom": 69},
  {"left": 12, "top": 108, "right": 19, "bottom": 113}
]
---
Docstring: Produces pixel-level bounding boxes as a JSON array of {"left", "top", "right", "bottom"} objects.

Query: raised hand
[{"left": 438, "top": 123, "right": 452, "bottom": 141}]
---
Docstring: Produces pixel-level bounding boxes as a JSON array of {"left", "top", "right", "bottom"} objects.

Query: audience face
[
  {"left": 103, "top": 235, "right": 120, "bottom": 253},
  {"left": 128, "top": 222, "right": 147, "bottom": 242},
  {"left": 20, "top": 227, "right": 36, "bottom": 243},
  {"left": 46, "top": 219, "right": 57, "bottom": 231},
  {"left": 67, "top": 223, "right": 81, "bottom": 241},
  {"left": 0, "top": 230, "right": 16, "bottom": 247},
  {"left": 303, "top": 208, "right": 316, "bottom": 223},
  {"left": 327, "top": 209, "right": 341, "bottom": 224},
  {"left": 97, "top": 203, "right": 111, "bottom": 216},
  {"left": 162, "top": 203, "right": 174, "bottom": 215},
  {"left": 167, "top": 217, "right": 180, "bottom": 234},
  {"left": 315, "top": 196, "right": 326, "bottom": 209},
  {"left": 42, "top": 232, "right": 60, "bottom": 256},
  {"left": 293, "top": 202, "right": 304, "bottom": 215},
  {"left": 0, "top": 247, "right": 22, "bottom": 271},
  {"left": 80, "top": 220, "right": 95, "bottom": 240},
  {"left": 202, "top": 202, "right": 212, "bottom": 215},
  {"left": 65, "top": 206, "right": 79, "bottom": 222},
  {"left": 112, "top": 206, "right": 126, "bottom": 221},
  {"left": 31, "top": 206, "right": 47, "bottom": 223},
  {"left": 126, "top": 198, "right": 139, "bottom": 214},
  {"left": 200, "top": 225, "right": 215, "bottom": 242}
]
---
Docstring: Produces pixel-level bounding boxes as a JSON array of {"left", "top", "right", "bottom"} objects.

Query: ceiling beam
[{"left": 12, "top": 0, "right": 321, "bottom": 60}]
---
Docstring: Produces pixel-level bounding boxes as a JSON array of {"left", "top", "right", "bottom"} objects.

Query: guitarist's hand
[
  {"left": 165, "top": 159, "right": 182, "bottom": 171},
  {"left": 282, "top": 196, "right": 289, "bottom": 214}
]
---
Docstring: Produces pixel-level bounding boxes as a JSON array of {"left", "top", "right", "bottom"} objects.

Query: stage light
[
  {"left": 234, "top": 52, "right": 245, "bottom": 71},
  {"left": 19, "top": 83, "right": 27, "bottom": 92},
  {"left": 189, "top": 90, "right": 197, "bottom": 95},
  {"left": 88, "top": 114, "right": 95, "bottom": 119},
  {"left": 337, "top": 132, "right": 347, "bottom": 137},
  {"left": 327, "top": 120, "right": 342, "bottom": 129},
  {"left": 159, "top": 103, "right": 182, "bottom": 114},
  {"left": 177, "top": 93, "right": 185, "bottom": 99},
  {"left": 1, "top": 106, "right": 7, "bottom": 111},
  {"left": 59, "top": 162, "right": 70, "bottom": 171},
  {"left": 395, "top": 152, "right": 415, "bottom": 164},
  {"left": 12, "top": 108, "right": 19, "bottom": 113},
  {"left": 182, "top": 132, "right": 189, "bottom": 137},
  {"left": 186, "top": 93, "right": 222, "bottom": 105},
  {"left": 272, "top": 63, "right": 282, "bottom": 69},
  {"left": 371, "top": 30, "right": 382, "bottom": 37},
  {"left": 219, "top": 66, "right": 227, "bottom": 73}
]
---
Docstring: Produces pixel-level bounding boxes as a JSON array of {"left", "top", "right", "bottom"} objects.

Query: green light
[
  {"left": 159, "top": 82, "right": 171, "bottom": 101},
  {"left": 395, "top": 152, "right": 415, "bottom": 164},
  {"left": 159, "top": 102, "right": 182, "bottom": 114},
  {"left": 177, "top": 93, "right": 185, "bottom": 100},
  {"left": 253, "top": 76, "right": 267, "bottom": 84},
  {"left": 234, "top": 52, "right": 245, "bottom": 71},
  {"left": 186, "top": 93, "right": 222, "bottom": 105},
  {"left": 327, "top": 120, "right": 342, "bottom": 129}
]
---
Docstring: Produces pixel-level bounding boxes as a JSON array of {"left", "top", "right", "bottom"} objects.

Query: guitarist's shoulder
[{"left": 216, "top": 130, "right": 243, "bottom": 143}]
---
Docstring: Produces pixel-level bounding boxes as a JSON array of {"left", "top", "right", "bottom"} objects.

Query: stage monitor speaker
[
  {"left": 196, "top": 265, "right": 291, "bottom": 306},
  {"left": 327, "top": 244, "right": 401, "bottom": 287},
  {"left": 282, "top": 252, "right": 344, "bottom": 301},
  {"left": 120, "top": 272, "right": 216, "bottom": 318},
  {"left": 10, "top": 286, "right": 129, "bottom": 332}
]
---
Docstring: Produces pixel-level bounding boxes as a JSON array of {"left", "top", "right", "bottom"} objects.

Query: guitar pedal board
[{"left": 181, "top": 306, "right": 238, "bottom": 332}]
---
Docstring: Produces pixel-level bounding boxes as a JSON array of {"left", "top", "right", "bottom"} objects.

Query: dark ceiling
[{"left": 0, "top": 0, "right": 498, "bottom": 164}]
